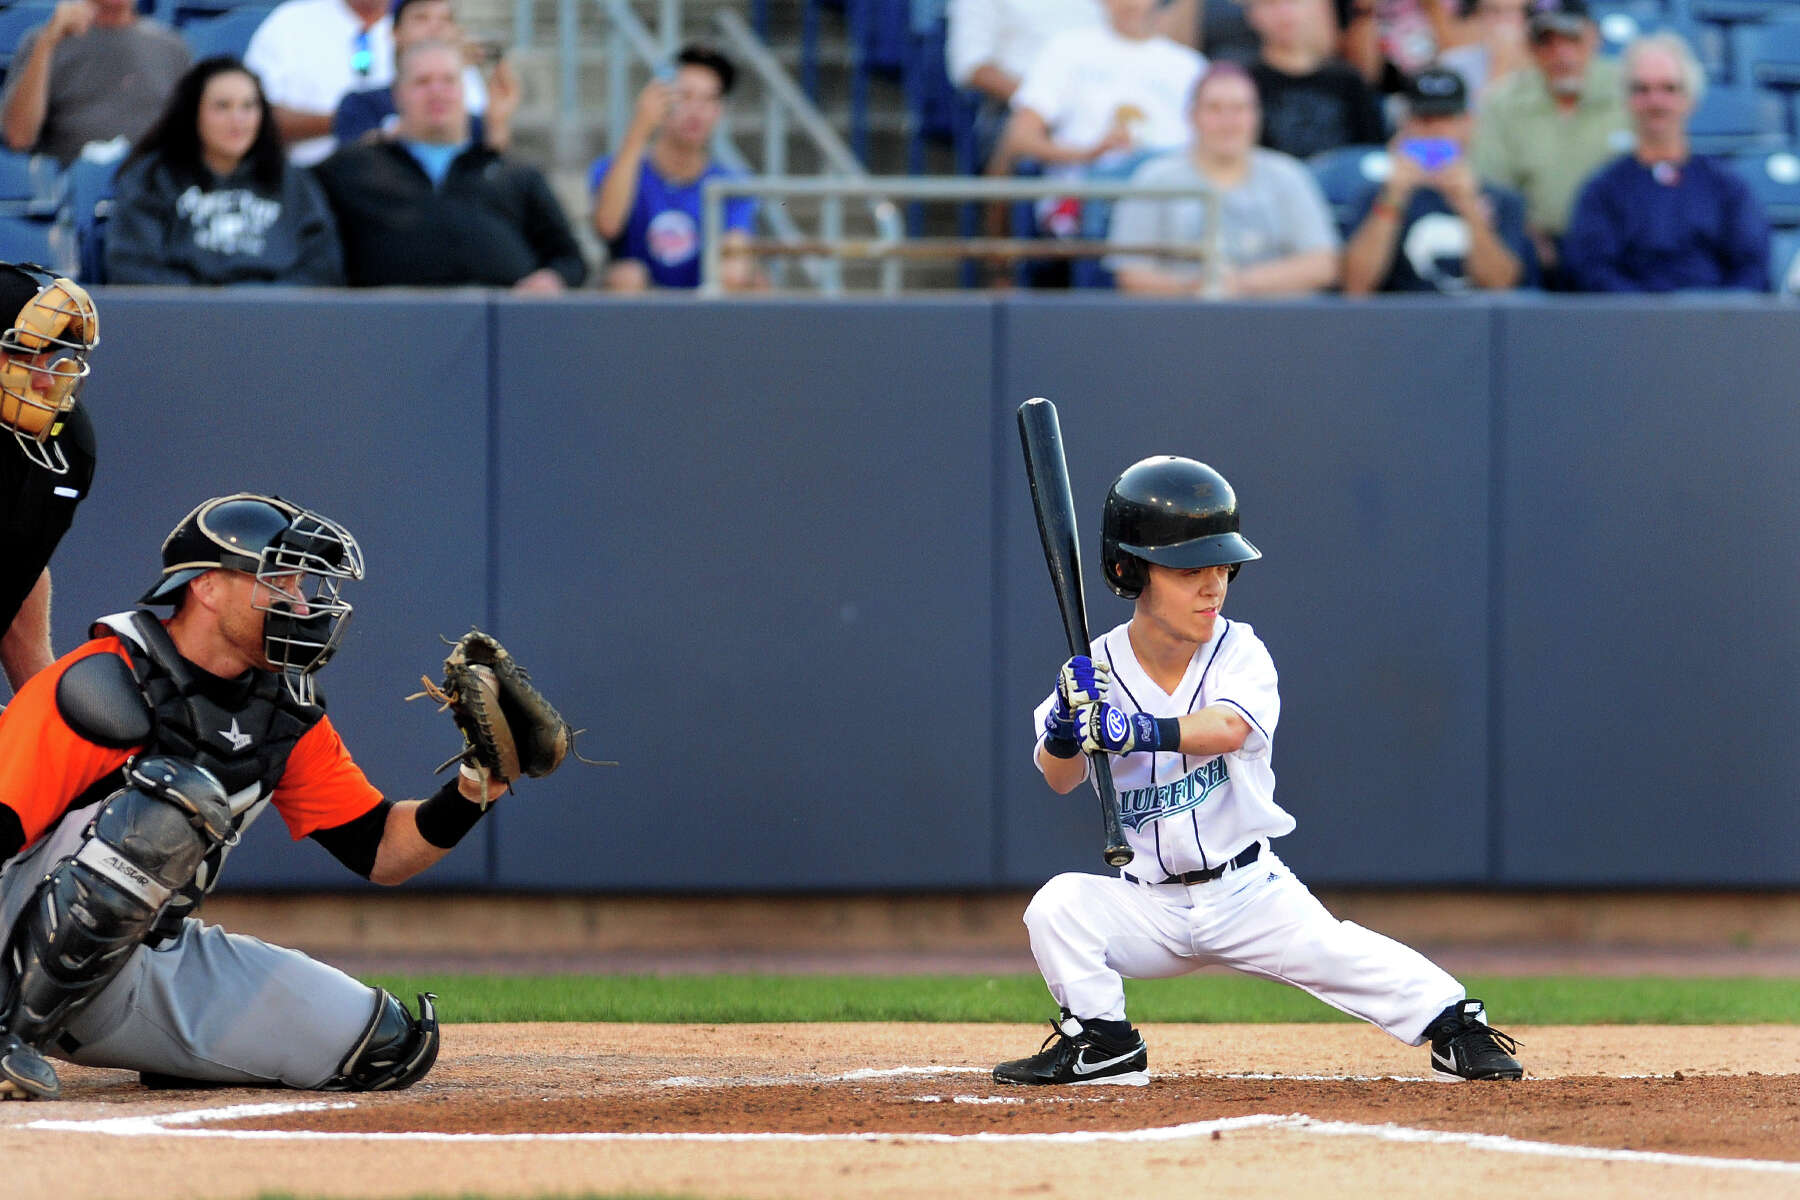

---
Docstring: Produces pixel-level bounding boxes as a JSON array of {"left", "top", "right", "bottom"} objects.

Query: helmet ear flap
[{"left": 1107, "top": 552, "right": 1147, "bottom": 600}]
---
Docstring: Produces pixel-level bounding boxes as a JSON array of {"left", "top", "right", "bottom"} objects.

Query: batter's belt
[{"left": 1124, "top": 840, "right": 1262, "bottom": 887}]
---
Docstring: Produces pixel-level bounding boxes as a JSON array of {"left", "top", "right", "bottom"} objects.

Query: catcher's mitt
[{"left": 412, "top": 630, "right": 588, "bottom": 785}]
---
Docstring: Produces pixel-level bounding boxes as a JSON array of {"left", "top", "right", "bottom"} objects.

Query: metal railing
[
  {"left": 699, "top": 176, "right": 1224, "bottom": 296},
  {"left": 582, "top": 0, "right": 901, "bottom": 289}
]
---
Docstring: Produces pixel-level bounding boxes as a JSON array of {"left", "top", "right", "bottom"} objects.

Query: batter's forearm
[{"left": 1036, "top": 741, "right": 1090, "bottom": 793}]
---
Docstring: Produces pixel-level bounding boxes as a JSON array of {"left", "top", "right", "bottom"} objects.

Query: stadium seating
[
  {"left": 1306, "top": 144, "right": 1391, "bottom": 235},
  {"left": 1725, "top": 147, "right": 1800, "bottom": 223},
  {"left": 180, "top": 6, "right": 273, "bottom": 62},
  {"left": 0, "top": 4, "right": 57, "bottom": 88},
  {"left": 154, "top": 0, "right": 272, "bottom": 27},
  {"left": 0, "top": 212, "right": 73, "bottom": 276},
  {"left": 0, "top": 147, "right": 61, "bottom": 218},
  {"left": 1685, "top": 83, "right": 1789, "bottom": 153},
  {"left": 1732, "top": 17, "right": 1800, "bottom": 90},
  {"left": 65, "top": 156, "right": 117, "bottom": 283},
  {"left": 1769, "top": 225, "right": 1800, "bottom": 288}
]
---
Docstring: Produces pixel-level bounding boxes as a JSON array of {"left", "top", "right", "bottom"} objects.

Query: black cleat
[
  {"left": 1425, "top": 999, "right": 1524, "bottom": 1081},
  {"left": 0, "top": 1031, "right": 60, "bottom": 1100},
  {"left": 994, "top": 1012, "right": 1148, "bottom": 1086}
]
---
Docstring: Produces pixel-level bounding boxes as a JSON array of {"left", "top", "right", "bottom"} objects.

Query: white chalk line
[
  {"left": 20, "top": 1099, "right": 1800, "bottom": 1175},
  {"left": 651, "top": 1065, "right": 1429, "bottom": 1088}
]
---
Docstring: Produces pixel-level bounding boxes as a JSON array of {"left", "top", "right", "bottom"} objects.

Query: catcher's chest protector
[{"left": 80, "top": 612, "right": 326, "bottom": 936}]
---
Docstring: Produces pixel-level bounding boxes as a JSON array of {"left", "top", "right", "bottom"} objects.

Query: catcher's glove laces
[{"left": 406, "top": 629, "right": 615, "bottom": 797}]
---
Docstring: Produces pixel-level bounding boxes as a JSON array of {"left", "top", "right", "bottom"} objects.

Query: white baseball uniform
[{"left": 1028, "top": 617, "right": 1465, "bottom": 1044}]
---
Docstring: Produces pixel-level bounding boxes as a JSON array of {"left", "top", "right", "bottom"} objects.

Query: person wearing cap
[
  {"left": 0, "top": 265, "right": 98, "bottom": 695},
  {"left": 1469, "top": 0, "right": 1628, "bottom": 282},
  {"left": 1106, "top": 62, "right": 1341, "bottom": 297},
  {"left": 1562, "top": 32, "right": 1769, "bottom": 293},
  {"left": 0, "top": 492, "right": 510, "bottom": 1101},
  {"left": 1343, "top": 64, "right": 1532, "bottom": 293},
  {"left": 332, "top": 0, "right": 517, "bottom": 152}
]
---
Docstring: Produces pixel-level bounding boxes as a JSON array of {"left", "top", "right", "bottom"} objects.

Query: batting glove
[
  {"left": 1057, "top": 656, "right": 1111, "bottom": 711},
  {"left": 1042, "top": 694, "right": 1082, "bottom": 758},
  {"left": 1080, "top": 704, "right": 1179, "bottom": 756}
]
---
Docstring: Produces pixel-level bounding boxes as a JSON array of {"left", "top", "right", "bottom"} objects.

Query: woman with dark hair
[{"left": 105, "top": 57, "right": 343, "bottom": 285}]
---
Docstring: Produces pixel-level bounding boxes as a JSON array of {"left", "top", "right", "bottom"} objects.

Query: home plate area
[{"left": 121, "top": 1067, "right": 1800, "bottom": 1167}]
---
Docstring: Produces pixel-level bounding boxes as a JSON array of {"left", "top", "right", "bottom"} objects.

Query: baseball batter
[
  {"left": 0, "top": 493, "right": 548, "bottom": 1101},
  {"left": 0, "top": 263, "right": 99, "bottom": 693},
  {"left": 995, "top": 456, "right": 1522, "bottom": 1086}
]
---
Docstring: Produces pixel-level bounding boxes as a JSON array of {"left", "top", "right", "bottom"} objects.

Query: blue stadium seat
[
  {"left": 155, "top": 0, "right": 274, "bottom": 27},
  {"left": 181, "top": 6, "right": 273, "bottom": 62},
  {"left": 1686, "top": 83, "right": 1789, "bottom": 154},
  {"left": 1307, "top": 144, "right": 1391, "bottom": 235},
  {"left": 0, "top": 4, "right": 57, "bottom": 82},
  {"left": 1770, "top": 226, "right": 1800, "bottom": 290},
  {"left": 1590, "top": 0, "right": 1680, "bottom": 55},
  {"left": 1732, "top": 18, "right": 1800, "bottom": 89},
  {"left": 1725, "top": 148, "right": 1800, "bottom": 225},
  {"left": 0, "top": 214, "right": 74, "bottom": 276},
  {"left": 65, "top": 156, "right": 118, "bottom": 283},
  {"left": 0, "top": 148, "right": 61, "bottom": 218}
]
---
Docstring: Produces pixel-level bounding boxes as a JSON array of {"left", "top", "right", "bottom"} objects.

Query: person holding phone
[
  {"left": 1342, "top": 64, "right": 1531, "bottom": 293},
  {"left": 331, "top": 0, "right": 516, "bottom": 151}
]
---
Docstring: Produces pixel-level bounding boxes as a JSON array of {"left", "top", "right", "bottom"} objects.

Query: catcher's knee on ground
[
  {"left": 322, "top": 989, "right": 440, "bottom": 1091},
  {"left": 0, "top": 758, "right": 228, "bottom": 1048}
]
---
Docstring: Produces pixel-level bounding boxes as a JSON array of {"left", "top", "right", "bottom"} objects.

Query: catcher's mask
[
  {"left": 1102, "top": 456, "right": 1260, "bottom": 600},
  {"left": 140, "top": 493, "right": 365, "bottom": 704},
  {"left": 0, "top": 262, "right": 98, "bottom": 475}
]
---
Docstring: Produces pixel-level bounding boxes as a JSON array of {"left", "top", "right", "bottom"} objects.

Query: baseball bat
[{"left": 1017, "top": 397, "right": 1132, "bottom": 869}]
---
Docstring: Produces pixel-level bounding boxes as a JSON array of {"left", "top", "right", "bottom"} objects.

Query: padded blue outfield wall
[{"left": 49, "top": 290, "right": 1800, "bottom": 893}]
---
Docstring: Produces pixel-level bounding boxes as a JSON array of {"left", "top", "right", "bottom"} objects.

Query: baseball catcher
[
  {"left": 996, "top": 456, "right": 1523, "bottom": 1087},
  {"left": 0, "top": 492, "right": 583, "bottom": 1101}
]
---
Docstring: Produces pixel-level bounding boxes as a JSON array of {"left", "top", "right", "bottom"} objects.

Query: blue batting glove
[
  {"left": 1043, "top": 693, "right": 1081, "bottom": 757},
  {"left": 1080, "top": 704, "right": 1168, "bottom": 756},
  {"left": 1057, "top": 656, "right": 1111, "bottom": 710}
]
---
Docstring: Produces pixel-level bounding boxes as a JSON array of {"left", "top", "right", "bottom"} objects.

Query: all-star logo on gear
[{"left": 220, "top": 719, "right": 252, "bottom": 751}]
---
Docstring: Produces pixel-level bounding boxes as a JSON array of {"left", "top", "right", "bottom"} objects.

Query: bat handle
[{"left": 1090, "top": 754, "right": 1133, "bottom": 867}]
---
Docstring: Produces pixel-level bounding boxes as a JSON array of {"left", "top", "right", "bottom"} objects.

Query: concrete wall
[{"left": 47, "top": 290, "right": 1798, "bottom": 891}]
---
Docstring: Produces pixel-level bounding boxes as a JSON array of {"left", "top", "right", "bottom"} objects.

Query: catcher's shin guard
[
  {"left": 0, "top": 757, "right": 231, "bottom": 1078},
  {"left": 323, "top": 990, "right": 440, "bottom": 1091}
]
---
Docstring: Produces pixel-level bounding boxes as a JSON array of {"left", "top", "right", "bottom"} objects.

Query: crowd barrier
[{"left": 49, "top": 289, "right": 1798, "bottom": 892}]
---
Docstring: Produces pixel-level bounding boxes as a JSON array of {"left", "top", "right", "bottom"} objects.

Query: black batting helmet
[{"left": 1101, "top": 456, "right": 1260, "bottom": 600}]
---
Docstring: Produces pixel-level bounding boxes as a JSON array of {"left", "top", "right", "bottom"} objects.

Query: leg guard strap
[{"left": 322, "top": 990, "right": 440, "bottom": 1092}]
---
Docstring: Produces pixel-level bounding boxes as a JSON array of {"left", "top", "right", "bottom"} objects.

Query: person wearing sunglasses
[
  {"left": 1468, "top": 0, "right": 1628, "bottom": 286},
  {"left": 244, "top": 0, "right": 395, "bottom": 166},
  {"left": 0, "top": 0, "right": 191, "bottom": 166},
  {"left": 1562, "top": 32, "right": 1769, "bottom": 293}
]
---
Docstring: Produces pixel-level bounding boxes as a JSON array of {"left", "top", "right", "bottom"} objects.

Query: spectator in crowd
[
  {"left": 1246, "top": 0, "right": 1387, "bottom": 159},
  {"left": 313, "top": 40, "right": 585, "bottom": 290},
  {"left": 1107, "top": 63, "right": 1340, "bottom": 296},
  {"left": 1340, "top": 0, "right": 1446, "bottom": 92},
  {"left": 105, "top": 57, "right": 344, "bottom": 286},
  {"left": 946, "top": 0, "right": 1101, "bottom": 111},
  {"left": 1001, "top": 0, "right": 1205, "bottom": 178},
  {"left": 590, "top": 44, "right": 758, "bottom": 292},
  {"left": 1438, "top": 0, "right": 1530, "bottom": 108},
  {"left": 1471, "top": 0, "right": 1627, "bottom": 282},
  {"left": 246, "top": 0, "right": 393, "bottom": 166},
  {"left": 1342, "top": 65, "right": 1530, "bottom": 293},
  {"left": 1563, "top": 33, "right": 1769, "bottom": 292},
  {"left": 334, "top": 0, "right": 517, "bottom": 151},
  {"left": 0, "top": 0, "right": 190, "bottom": 165}
]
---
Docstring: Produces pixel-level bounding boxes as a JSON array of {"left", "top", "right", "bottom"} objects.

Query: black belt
[{"left": 1126, "top": 840, "right": 1261, "bottom": 886}]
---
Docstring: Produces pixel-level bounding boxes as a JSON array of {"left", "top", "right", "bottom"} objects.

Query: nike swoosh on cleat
[{"left": 1071, "top": 1046, "right": 1142, "bottom": 1076}]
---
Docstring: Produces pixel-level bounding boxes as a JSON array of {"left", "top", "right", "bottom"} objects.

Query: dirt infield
[{"left": 7, "top": 1022, "right": 1798, "bottom": 1200}]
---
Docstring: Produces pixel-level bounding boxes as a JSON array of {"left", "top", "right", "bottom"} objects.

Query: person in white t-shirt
[
  {"left": 1001, "top": 0, "right": 1205, "bottom": 177},
  {"left": 947, "top": 0, "right": 1102, "bottom": 107},
  {"left": 245, "top": 0, "right": 393, "bottom": 166},
  {"left": 995, "top": 456, "right": 1524, "bottom": 1088}
]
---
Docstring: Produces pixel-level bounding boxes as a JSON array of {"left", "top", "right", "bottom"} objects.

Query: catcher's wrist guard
[{"left": 415, "top": 777, "right": 488, "bottom": 849}]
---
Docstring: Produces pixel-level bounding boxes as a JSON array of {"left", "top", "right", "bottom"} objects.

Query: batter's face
[{"left": 1137, "top": 563, "right": 1230, "bottom": 645}]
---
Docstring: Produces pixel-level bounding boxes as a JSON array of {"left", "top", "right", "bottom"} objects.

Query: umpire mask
[
  {"left": 0, "top": 263, "right": 98, "bottom": 474},
  {"left": 142, "top": 494, "right": 366, "bottom": 705}
]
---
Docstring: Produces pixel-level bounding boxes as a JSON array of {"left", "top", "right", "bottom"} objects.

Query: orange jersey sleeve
[
  {"left": 0, "top": 638, "right": 137, "bottom": 848},
  {"left": 270, "top": 715, "right": 384, "bottom": 840}
]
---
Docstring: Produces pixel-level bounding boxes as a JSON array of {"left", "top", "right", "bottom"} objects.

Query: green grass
[{"left": 365, "top": 972, "right": 1800, "bottom": 1026}]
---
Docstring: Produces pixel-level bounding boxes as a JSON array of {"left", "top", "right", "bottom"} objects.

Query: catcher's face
[{"left": 209, "top": 570, "right": 283, "bottom": 672}]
